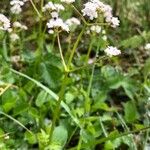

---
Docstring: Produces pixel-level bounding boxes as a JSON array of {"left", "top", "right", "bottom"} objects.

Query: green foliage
[{"left": 0, "top": 0, "right": 149, "bottom": 149}]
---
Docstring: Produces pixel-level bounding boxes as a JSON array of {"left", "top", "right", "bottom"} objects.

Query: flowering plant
[{"left": 0, "top": 0, "right": 149, "bottom": 149}]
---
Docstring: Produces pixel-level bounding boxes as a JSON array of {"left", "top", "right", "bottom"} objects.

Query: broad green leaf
[
  {"left": 35, "top": 90, "right": 48, "bottom": 107},
  {"left": 123, "top": 101, "right": 138, "bottom": 123},
  {"left": 51, "top": 126, "right": 68, "bottom": 148},
  {"left": 2, "top": 90, "right": 17, "bottom": 112},
  {"left": 39, "top": 62, "right": 62, "bottom": 89},
  {"left": 104, "top": 141, "right": 114, "bottom": 150},
  {"left": 143, "top": 58, "right": 150, "bottom": 77},
  {"left": 25, "top": 132, "right": 37, "bottom": 144}
]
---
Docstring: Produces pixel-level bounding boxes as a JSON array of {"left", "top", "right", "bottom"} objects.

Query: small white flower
[
  {"left": 61, "top": 0, "right": 75, "bottom": 4},
  {"left": 110, "top": 17, "right": 120, "bottom": 28},
  {"left": 102, "top": 35, "right": 107, "bottom": 41},
  {"left": 47, "top": 18, "right": 69, "bottom": 32},
  {"left": 8, "top": 28, "right": 13, "bottom": 33},
  {"left": 82, "top": 2, "right": 98, "bottom": 20},
  {"left": 42, "top": 2, "right": 64, "bottom": 12},
  {"left": 10, "top": 0, "right": 24, "bottom": 6},
  {"left": 145, "top": 43, "right": 150, "bottom": 50},
  {"left": 82, "top": 0, "right": 120, "bottom": 28},
  {"left": 10, "top": 33, "right": 20, "bottom": 42},
  {"left": 54, "top": 4, "right": 65, "bottom": 12},
  {"left": 51, "top": 12, "right": 59, "bottom": 19},
  {"left": 10, "top": 4, "right": 22, "bottom": 14},
  {"left": 90, "top": 25, "right": 101, "bottom": 33},
  {"left": 66, "top": 17, "right": 80, "bottom": 27},
  {"left": 48, "top": 29, "right": 54, "bottom": 34},
  {"left": 42, "top": 2, "right": 56, "bottom": 12},
  {"left": 13, "top": 21, "right": 22, "bottom": 28},
  {"left": 104, "top": 46, "right": 121, "bottom": 57},
  {"left": 10, "top": 0, "right": 26, "bottom": 14},
  {"left": 13, "top": 21, "right": 27, "bottom": 30},
  {"left": 0, "top": 14, "right": 11, "bottom": 31}
]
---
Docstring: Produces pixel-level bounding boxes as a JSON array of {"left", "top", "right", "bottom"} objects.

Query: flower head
[
  {"left": 13, "top": 21, "right": 28, "bottom": 30},
  {"left": 90, "top": 25, "right": 101, "bottom": 33},
  {"left": 145, "top": 43, "right": 150, "bottom": 50},
  {"left": 104, "top": 46, "right": 121, "bottom": 57},
  {"left": 47, "top": 18, "right": 69, "bottom": 33},
  {"left": 42, "top": 2, "right": 64, "bottom": 12},
  {"left": 0, "top": 14, "right": 11, "bottom": 31},
  {"left": 10, "top": 0, "right": 26, "bottom": 14},
  {"left": 61, "top": 0, "right": 75, "bottom": 4},
  {"left": 82, "top": 2, "right": 98, "bottom": 20},
  {"left": 110, "top": 17, "right": 120, "bottom": 28},
  {"left": 82, "top": 0, "right": 120, "bottom": 28},
  {"left": 66, "top": 17, "right": 80, "bottom": 27},
  {"left": 10, "top": 33, "right": 20, "bottom": 42}
]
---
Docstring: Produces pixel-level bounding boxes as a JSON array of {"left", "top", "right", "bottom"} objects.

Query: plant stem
[
  {"left": 57, "top": 33, "right": 68, "bottom": 71},
  {"left": 67, "top": 26, "right": 86, "bottom": 68},
  {"left": 49, "top": 72, "right": 69, "bottom": 142},
  {"left": 85, "top": 35, "right": 94, "bottom": 63},
  {"left": 29, "top": 0, "right": 41, "bottom": 18}
]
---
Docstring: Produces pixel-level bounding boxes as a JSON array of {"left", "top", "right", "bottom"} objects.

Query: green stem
[
  {"left": 57, "top": 33, "right": 68, "bottom": 71},
  {"left": 67, "top": 26, "right": 86, "bottom": 68},
  {"left": 29, "top": 0, "right": 42, "bottom": 18},
  {"left": 99, "top": 117, "right": 108, "bottom": 137},
  {"left": 49, "top": 72, "right": 69, "bottom": 142},
  {"left": 77, "top": 134, "right": 82, "bottom": 150},
  {"left": 85, "top": 35, "right": 94, "bottom": 63}
]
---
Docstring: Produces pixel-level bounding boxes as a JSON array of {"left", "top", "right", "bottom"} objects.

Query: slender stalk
[
  {"left": 99, "top": 117, "right": 108, "bottom": 137},
  {"left": 85, "top": 35, "right": 94, "bottom": 63},
  {"left": 0, "top": 111, "right": 32, "bottom": 134},
  {"left": 77, "top": 135, "right": 82, "bottom": 150},
  {"left": 85, "top": 64, "right": 95, "bottom": 113},
  {"left": 57, "top": 33, "right": 68, "bottom": 71},
  {"left": 29, "top": 0, "right": 41, "bottom": 18},
  {"left": 49, "top": 72, "right": 69, "bottom": 142},
  {"left": 67, "top": 26, "right": 86, "bottom": 68},
  {"left": 0, "top": 84, "right": 12, "bottom": 96}
]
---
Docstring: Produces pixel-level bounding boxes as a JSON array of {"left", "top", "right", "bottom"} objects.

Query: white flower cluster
[
  {"left": 90, "top": 25, "right": 101, "bottom": 33},
  {"left": 9, "top": 21, "right": 27, "bottom": 42},
  {"left": 43, "top": 2, "right": 70, "bottom": 33},
  {"left": 0, "top": 14, "right": 10, "bottom": 31},
  {"left": 82, "top": 0, "right": 120, "bottom": 28},
  {"left": 42, "top": 2, "right": 65, "bottom": 12},
  {"left": 61, "top": 0, "right": 75, "bottom": 4},
  {"left": 145, "top": 43, "right": 150, "bottom": 50},
  {"left": 13, "top": 21, "right": 28, "bottom": 30},
  {"left": 47, "top": 17, "right": 69, "bottom": 34},
  {"left": 104, "top": 46, "right": 121, "bottom": 57},
  {"left": 66, "top": 17, "right": 80, "bottom": 27},
  {"left": 10, "top": 0, "right": 27, "bottom": 14},
  {"left": 10, "top": 33, "right": 20, "bottom": 42}
]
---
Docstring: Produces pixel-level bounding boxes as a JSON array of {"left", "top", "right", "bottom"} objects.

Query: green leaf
[
  {"left": 143, "top": 58, "right": 150, "bottom": 77},
  {"left": 25, "top": 132, "right": 37, "bottom": 144},
  {"left": 123, "top": 101, "right": 138, "bottom": 123},
  {"left": 51, "top": 126, "right": 68, "bottom": 148},
  {"left": 35, "top": 90, "right": 48, "bottom": 107},
  {"left": 104, "top": 141, "right": 114, "bottom": 150},
  {"left": 39, "top": 62, "right": 62, "bottom": 89},
  {"left": 2, "top": 90, "right": 17, "bottom": 112}
]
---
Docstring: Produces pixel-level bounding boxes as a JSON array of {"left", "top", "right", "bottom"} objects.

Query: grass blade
[{"left": 0, "top": 111, "right": 32, "bottom": 134}]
